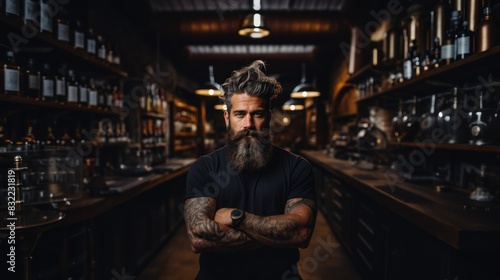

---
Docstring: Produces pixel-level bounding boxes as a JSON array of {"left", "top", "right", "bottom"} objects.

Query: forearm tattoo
[
  {"left": 184, "top": 197, "right": 255, "bottom": 252},
  {"left": 285, "top": 198, "right": 317, "bottom": 229}
]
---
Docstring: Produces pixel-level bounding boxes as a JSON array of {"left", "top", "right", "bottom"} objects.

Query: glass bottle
[
  {"left": 403, "top": 42, "right": 413, "bottom": 80},
  {"left": 106, "top": 122, "right": 116, "bottom": 143},
  {"left": 113, "top": 44, "right": 121, "bottom": 65},
  {"left": 88, "top": 78, "right": 98, "bottom": 109},
  {"left": 3, "top": 0, "right": 20, "bottom": 18},
  {"left": 40, "top": 0, "right": 54, "bottom": 35},
  {"left": 417, "top": 94, "right": 437, "bottom": 140},
  {"left": 86, "top": 28, "right": 97, "bottom": 56},
  {"left": 24, "top": 58, "right": 40, "bottom": 99},
  {"left": 66, "top": 69, "right": 79, "bottom": 104},
  {"left": 40, "top": 125, "right": 57, "bottom": 149},
  {"left": 1, "top": 50, "right": 20, "bottom": 95},
  {"left": 410, "top": 40, "right": 421, "bottom": 77},
  {"left": 55, "top": 65, "right": 66, "bottom": 103},
  {"left": 106, "top": 41, "right": 114, "bottom": 64},
  {"left": 467, "top": 90, "right": 494, "bottom": 145},
  {"left": 441, "top": 10, "right": 462, "bottom": 65},
  {"left": 73, "top": 20, "right": 85, "bottom": 51},
  {"left": 41, "top": 63, "right": 54, "bottom": 102},
  {"left": 431, "top": 37, "right": 441, "bottom": 68},
  {"left": 455, "top": 20, "right": 474, "bottom": 60},
  {"left": 97, "top": 83, "right": 105, "bottom": 110},
  {"left": 105, "top": 84, "right": 113, "bottom": 110},
  {"left": 97, "top": 120, "right": 106, "bottom": 144},
  {"left": 475, "top": 6, "right": 498, "bottom": 53},
  {"left": 78, "top": 75, "right": 88, "bottom": 108},
  {"left": 55, "top": 6, "right": 70, "bottom": 43},
  {"left": 14, "top": 123, "right": 36, "bottom": 152},
  {"left": 0, "top": 116, "right": 12, "bottom": 152},
  {"left": 23, "top": 0, "right": 38, "bottom": 25},
  {"left": 437, "top": 87, "right": 468, "bottom": 144},
  {"left": 97, "top": 35, "right": 106, "bottom": 61}
]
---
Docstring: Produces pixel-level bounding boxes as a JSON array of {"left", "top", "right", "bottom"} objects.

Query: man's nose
[{"left": 243, "top": 114, "right": 254, "bottom": 129}]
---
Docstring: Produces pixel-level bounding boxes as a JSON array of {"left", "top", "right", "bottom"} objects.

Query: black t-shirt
[{"left": 185, "top": 145, "right": 316, "bottom": 280}]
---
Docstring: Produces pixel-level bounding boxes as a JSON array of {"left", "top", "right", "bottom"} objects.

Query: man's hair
[{"left": 220, "top": 60, "right": 282, "bottom": 111}]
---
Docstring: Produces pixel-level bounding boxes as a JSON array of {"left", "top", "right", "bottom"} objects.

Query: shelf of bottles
[
  {"left": 172, "top": 100, "right": 198, "bottom": 157},
  {"left": 346, "top": 0, "right": 500, "bottom": 150},
  {"left": 0, "top": 1, "right": 132, "bottom": 206},
  {"left": 0, "top": 0, "right": 127, "bottom": 77}
]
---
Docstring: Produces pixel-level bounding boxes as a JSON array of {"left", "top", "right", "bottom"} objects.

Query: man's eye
[
  {"left": 253, "top": 112, "right": 265, "bottom": 118},
  {"left": 234, "top": 112, "right": 244, "bottom": 117}
]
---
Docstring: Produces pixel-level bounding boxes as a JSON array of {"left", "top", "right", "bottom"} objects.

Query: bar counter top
[
  {"left": 55, "top": 158, "right": 196, "bottom": 226},
  {"left": 301, "top": 150, "right": 500, "bottom": 253}
]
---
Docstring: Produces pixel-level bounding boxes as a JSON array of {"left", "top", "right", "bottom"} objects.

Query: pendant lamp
[
  {"left": 195, "top": 65, "right": 223, "bottom": 96},
  {"left": 282, "top": 99, "right": 304, "bottom": 111},
  {"left": 290, "top": 63, "right": 320, "bottom": 98},
  {"left": 238, "top": 0, "right": 269, "bottom": 38},
  {"left": 214, "top": 104, "right": 227, "bottom": 111}
]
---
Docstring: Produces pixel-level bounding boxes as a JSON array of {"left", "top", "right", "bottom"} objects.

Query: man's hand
[{"left": 214, "top": 208, "right": 234, "bottom": 227}]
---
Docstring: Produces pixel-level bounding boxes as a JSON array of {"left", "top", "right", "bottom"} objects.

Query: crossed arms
[{"left": 184, "top": 197, "right": 317, "bottom": 253}]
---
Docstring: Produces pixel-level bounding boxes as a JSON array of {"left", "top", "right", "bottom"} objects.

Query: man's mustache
[{"left": 230, "top": 129, "right": 259, "bottom": 141}]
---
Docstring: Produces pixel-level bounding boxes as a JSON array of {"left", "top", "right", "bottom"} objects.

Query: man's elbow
[{"left": 188, "top": 238, "right": 205, "bottom": 253}]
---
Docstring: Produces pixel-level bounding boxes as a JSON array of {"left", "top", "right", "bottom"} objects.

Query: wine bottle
[
  {"left": 73, "top": 20, "right": 85, "bottom": 51},
  {"left": 455, "top": 21, "right": 474, "bottom": 60},
  {"left": 78, "top": 75, "right": 88, "bottom": 108},
  {"left": 23, "top": 0, "right": 39, "bottom": 25},
  {"left": 40, "top": 0, "right": 54, "bottom": 35},
  {"left": 88, "top": 78, "right": 98, "bottom": 108},
  {"left": 86, "top": 28, "right": 97, "bottom": 56},
  {"left": 3, "top": 0, "right": 20, "bottom": 18},
  {"left": 41, "top": 63, "right": 55, "bottom": 102},
  {"left": 475, "top": 6, "right": 498, "bottom": 52},
  {"left": 55, "top": 6, "right": 70, "bottom": 43},
  {"left": 24, "top": 58, "right": 40, "bottom": 99},
  {"left": 55, "top": 65, "right": 66, "bottom": 103},
  {"left": 66, "top": 69, "right": 79, "bottom": 104},
  {"left": 1, "top": 50, "right": 20, "bottom": 95},
  {"left": 441, "top": 10, "right": 462, "bottom": 64}
]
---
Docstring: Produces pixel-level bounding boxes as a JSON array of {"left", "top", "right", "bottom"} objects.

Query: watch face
[{"left": 232, "top": 209, "right": 243, "bottom": 219}]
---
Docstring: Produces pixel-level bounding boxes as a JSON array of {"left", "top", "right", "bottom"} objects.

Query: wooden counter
[{"left": 301, "top": 150, "right": 500, "bottom": 253}]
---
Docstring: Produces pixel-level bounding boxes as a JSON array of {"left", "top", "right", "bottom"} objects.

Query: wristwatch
[{"left": 230, "top": 209, "right": 245, "bottom": 228}]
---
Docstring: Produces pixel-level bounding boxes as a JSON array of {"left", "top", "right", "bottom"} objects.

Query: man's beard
[{"left": 227, "top": 127, "right": 273, "bottom": 171}]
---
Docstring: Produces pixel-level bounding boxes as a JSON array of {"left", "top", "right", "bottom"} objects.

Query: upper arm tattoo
[{"left": 284, "top": 198, "right": 317, "bottom": 228}]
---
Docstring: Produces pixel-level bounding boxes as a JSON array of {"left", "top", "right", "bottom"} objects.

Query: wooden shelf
[
  {"left": 142, "top": 111, "right": 167, "bottom": 119},
  {"left": 356, "top": 44, "right": 500, "bottom": 103},
  {"left": 0, "top": 15, "right": 128, "bottom": 78},
  {"left": 174, "top": 132, "right": 197, "bottom": 138},
  {"left": 391, "top": 141, "right": 500, "bottom": 153},
  {"left": 144, "top": 143, "right": 167, "bottom": 149},
  {"left": 174, "top": 144, "right": 197, "bottom": 152},
  {"left": 347, "top": 64, "right": 388, "bottom": 83},
  {"left": 0, "top": 94, "right": 121, "bottom": 117}
]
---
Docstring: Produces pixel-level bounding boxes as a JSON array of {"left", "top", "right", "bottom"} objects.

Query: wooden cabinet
[{"left": 171, "top": 99, "right": 198, "bottom": 158}]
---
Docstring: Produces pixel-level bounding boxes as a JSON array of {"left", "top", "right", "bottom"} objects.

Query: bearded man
[{"left": 184, "top": 60, "right": 317, "bottom": 280}]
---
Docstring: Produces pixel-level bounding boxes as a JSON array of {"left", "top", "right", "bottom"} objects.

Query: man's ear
[{"left": 224, "top": 110, "right": 229, "bottom": 127}]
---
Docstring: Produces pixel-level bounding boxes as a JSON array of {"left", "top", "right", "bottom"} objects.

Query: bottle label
[
  {"left": 56, "top": 79, "right": 65, "bottom": 96},
  {"left": 403, "top": 60, "right": 412, "bottom": 79},
  {"left": 98, "top": 48, "right": 106, "bottom": 60},
  {"left": 28, "top": 74, "right": 39, "bottom": 89},
  {"left": 24, "top": 1, "right": 37, "bottom": 21},
  {"left": 6, "top": 0, "right": 20, "bottom": 15},
  {"left": 86, "top": 39, "right": 96, "bottom": 54},
  {"left": 41, "top": 4, "right": 53, "bottom": 33},
  {"left": 441, "top": 44, "right": 454, "bottom": 59},
  {"left": 79, "top": 86, "right": 88, "bottom": 102},
  {"left": 4, "top": 68, "right": 20, "bottom": 92},
  {"left": 57, "top": 23, "right": 69, "bottom": 42},
  {"left": 456, "top": 37, "right": 471, "bottom": 56},
  {"left": 74, "top": 31, "right": 85, "bottom": 49},
  {"left": 42, "top": 78, "right": 54, "bottom": 97},
  {"left": 107, "top": 94, "right": 113, "bottom": 107},
  {"left": 89, "top": 90, "right": 98, "bottom": 106},
  {"left": 67, "top": 85, "right": 78, "bottom": 102},
  {"left": 98, "top": 92, "right": 105, "bottom": 105}
]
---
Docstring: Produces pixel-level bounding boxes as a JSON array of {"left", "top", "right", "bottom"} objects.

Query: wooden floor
[{"left": 137, "top": 211, "right": 363, "bottom": 280}]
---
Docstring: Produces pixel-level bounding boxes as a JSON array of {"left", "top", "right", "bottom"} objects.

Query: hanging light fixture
[
  {"left": 214, "top": 104, "right": 227, "bottom": 111},
  {"left": 282, "top": 99, "right": 304, "bottom": 111},
  {"left": 290, "top": 63, "right": 320, "bottom": 98},
  {"left": 238, "top": 0, "right": 270, "bottom": 38},
  {"left": 195, "top": 65, "right": 223, "bottom": 96}
]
